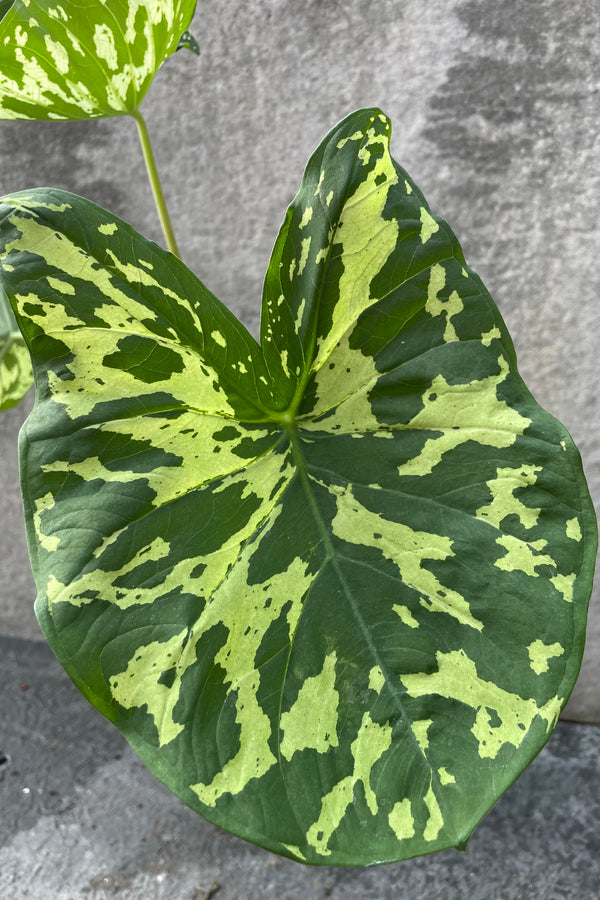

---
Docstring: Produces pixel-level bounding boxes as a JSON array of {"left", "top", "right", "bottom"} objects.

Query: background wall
[{"left": 0, "top": 0, "right": 598, "bottom": 720}]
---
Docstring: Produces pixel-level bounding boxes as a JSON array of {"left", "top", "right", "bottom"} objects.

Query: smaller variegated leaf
[
  {"left": 0, "top": 282, "right": 31, "bottom": 409},
  {"left": 0, "top": 0, "right": 197, "bottom": 120},
  {"left": 0, "top": 109, "right": 596, "bottom": 867}
]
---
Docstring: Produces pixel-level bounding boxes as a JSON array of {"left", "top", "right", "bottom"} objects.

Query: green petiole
[{"left": 130, "top": 108, "right": 181, "bottom": 259}]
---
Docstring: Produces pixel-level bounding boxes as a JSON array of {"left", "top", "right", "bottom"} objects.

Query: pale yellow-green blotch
[
  {"left": 330, "top": 485, "right": 483, "bottom": 631},
  {"left": 46, "top": 275, "right": 76, "bottom": 294},
  {"left": 280, "top": 652, "right": 340, "bottom": 761},
  {"left": 424, "top": 262, "right": 464, "bottom": 341},
  {"left": 98, "top": 222, "right": 118, "bottom": 236},
  {"left": 481, "top": 326, "right": 501, "bottom": 346},
  {"left": 298, "top": 236, "right": 311, "bottom": 275},
  {"left": 7, "top": 217, "right": 244, "bottom": 425},
  {"left": 299, "top": 206, "right": 313, "bottom": 228},
  {"left": 336, "top": 130, "right": 364, "bottom": 148},
  {"left": 411, "top": 718, "right": 433, "bottom": 753},
  {"left": 476, "top": 465, "right": 541, "bottom": 531},
  {"left": 420, "top": 208, "right": 439, "bottom": 244},
  {"left": 191, "top": 553, "right": 317, "bottom": 807},
  {"left": 44, "top": 35, "right": 70, "bottom": 76},
  {"left": 566, "top": 518, "right": 582, "bottom": 541},
  {"left": 388, "top": 798, "right": 415, "bottom": 840},
  {"left": 550, "top": 572, "right": 575, "bottom": 603},
  {"left": 210, "top": 330, "right": 226, "bottom": 348},
  {"left": 306, "top": 777, "right": 354, "bottom": 856},
  {"left": 494, "top": 534, "right": 556, "bottom": 577},
  {"left": 351, "top": 713, "right": 393, "bottom": 816},
  {"left": 33, "top": 491, "right": 60, "bottom": 552},
  {"left": 107, "top": 481, "right": 303, "bottom": 770},
  {"left": 302, "top": 330, "right": 392, "bottom": 436},
  {"left": 368, "top": 665, "right": 385, "bottom": 692},
  {"left": 306, "top": 712, "right": 393, "bottom": 855},
  {"left": 393, "top": 603, "right": 419, "bottom": 629},
  {"left": 423, "top": 782, "right": 444, "bottom": 841},
  {"left": 103, "top": 249, "right": 189, "bottom": 323},
  {"left": 397, "top": 356, "right": 531, "bottom": 478},
  {"left": 110, "top": 626, "right": 189, "bottom": 746},
  {"left": 438, "top": 767, "right": 456, "bottom": 785},
  {"left": 527, "top": 640, "right": 564, "bottom": 675},
  {"left": 402, "top": 649, "right": 561, "bottom": 760},
  {"left": 282, "top": 844, "right": 306, "bottom": 862},
  {"left": 94, "top": 23, "right": 119, "bottom": 71},
  {"left": 41, "top": 416, "right": 280, "bottom": 541}
]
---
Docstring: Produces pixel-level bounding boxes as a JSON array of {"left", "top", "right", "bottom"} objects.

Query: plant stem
[{"left": 130, "top": 108, "right": 181, "bottom": 258}]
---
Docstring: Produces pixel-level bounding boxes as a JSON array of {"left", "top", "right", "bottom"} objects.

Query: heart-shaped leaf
[
  {"left": 0, "top": 0, "right": 197, "bottom": 120},
  {"left": 0, "top": 283, "right": 32, "bottom": 409},
  {"left": 0, "top": 110, "right": 596, "bottom": 865}
]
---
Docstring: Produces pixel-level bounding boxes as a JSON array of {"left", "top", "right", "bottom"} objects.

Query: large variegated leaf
[
  {"left": 0, "top": 282, "right": 31, "bottom": 409},
  {"left": 0, "top": 110, "right": 595, "bottom": 866},
  {"left": 0, "top": 0, "right": 197, "bottom": 120}
]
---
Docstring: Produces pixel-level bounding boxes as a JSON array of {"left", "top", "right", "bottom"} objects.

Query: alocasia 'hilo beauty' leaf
[
  {"left": 0, "top": 0, "right": 198, "bottom": 120},
  {"left": 0, "top": 110, "right": 595, "bottom": 865}
]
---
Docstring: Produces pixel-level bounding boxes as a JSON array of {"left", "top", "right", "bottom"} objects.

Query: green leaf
[
  {"left": 0, "top": 281, "right": 32, "bottom": 409},
  {"left": 176, "top": 29, "right": 200, "bottom": 55},
  {"left": 0, "top": 110, "right": 596, "bottom": 866},
  {"left": 0, "top": 0, "right": 197, "bottom": 120},
  {"left": 0, "top": 1, "right": 14, "bottom": 23}
]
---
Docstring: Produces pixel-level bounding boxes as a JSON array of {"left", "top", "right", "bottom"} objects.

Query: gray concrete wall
[{"left": 0, "top": 0, "right": 598, "bottom": 720}]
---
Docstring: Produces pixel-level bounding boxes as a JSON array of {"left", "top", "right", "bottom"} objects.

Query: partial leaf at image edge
[
  {"left": 0, "top": 283, "right": 32, "bottom": 410},
  {"left": 0, "top": 108, "right": 595, "bottom": 866},
  {"left": 0, "top": 0, "right": 198, "bottom": 120}
]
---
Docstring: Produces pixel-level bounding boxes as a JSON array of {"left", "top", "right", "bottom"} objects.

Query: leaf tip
[{"left": 177, "top": 30, "right": 200, "bottom": 56}]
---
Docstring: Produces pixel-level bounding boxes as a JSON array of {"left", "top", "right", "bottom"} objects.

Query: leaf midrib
[{"left": 283, "top": 423, "right": 434, "bottom": 775}]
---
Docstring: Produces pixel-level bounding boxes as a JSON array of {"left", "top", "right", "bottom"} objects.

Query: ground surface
[{"left": 1, "top": 635, "right": 599, "bottom": 900}]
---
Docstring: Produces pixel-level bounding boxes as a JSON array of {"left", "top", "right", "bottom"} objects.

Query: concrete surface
[
  {"left": 1, "top": 635, "right": 599, "bottom": 900},
  {"left": 0, "top": 0, "right": 598, "bottom": 706}
]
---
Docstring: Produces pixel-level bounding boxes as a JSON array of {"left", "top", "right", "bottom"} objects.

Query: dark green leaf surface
[
  {"left": 0, "top": 0, "right": 197, "bottom": 120},
  {"left": 0, "top": 110, "right": 595, "bottom": 865},
  {"left": 0, "top": 1, "right": 14, "bottom": 23},
  {"left": 0, "top": 282, "right": 32, "bottom": 409}
]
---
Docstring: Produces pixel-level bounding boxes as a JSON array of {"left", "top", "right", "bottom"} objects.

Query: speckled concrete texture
[
  {"left": 0, "top": 0, "right": 597, "bottom": 720},
  {"left": 1, "top": 636, "right": 599, "bottom": 900}
]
